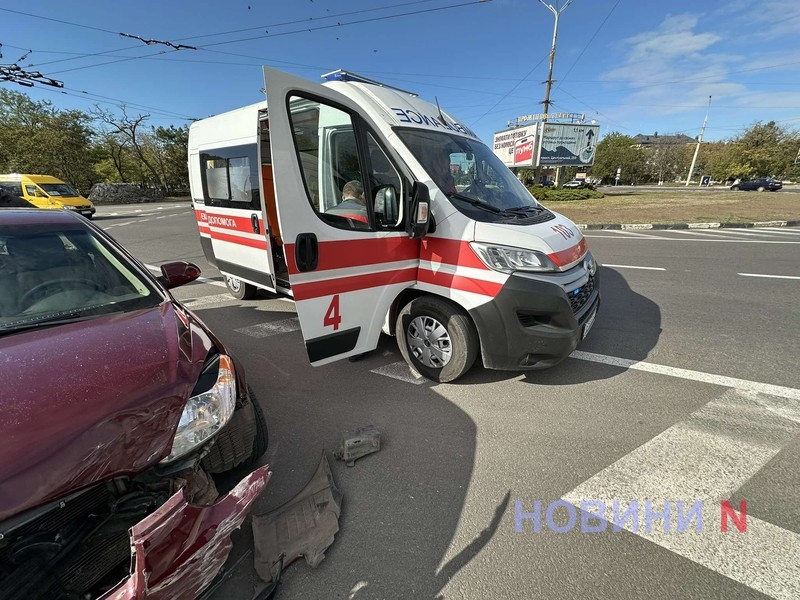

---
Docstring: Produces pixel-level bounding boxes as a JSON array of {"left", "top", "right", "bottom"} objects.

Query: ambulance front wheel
[
  {"left": 396, "top": 296, "right": 478, "bottom": 383},
  {"left": 225, "top": 276, "right": 257, "bottom": 300}
]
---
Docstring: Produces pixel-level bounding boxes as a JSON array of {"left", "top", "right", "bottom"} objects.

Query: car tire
[
  {"left": 225, "top": 275, "right": 257, "bottom": 300},
  {"left": 757, "top": 186, "right": 766, "bottom": 192},
  {"left": 731, "top": 185, "right": 740, "bottom": 191},
  {"left": 395, "top": 296, "right": 478, "bottom": 383},
  {"left": 202, "top": 385, "right": 268, "bottom": 474}
]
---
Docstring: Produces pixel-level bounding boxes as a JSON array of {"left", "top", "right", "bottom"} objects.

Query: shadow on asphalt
[{"left": 192, "top": 301, "right": 499, "bottom": 600}]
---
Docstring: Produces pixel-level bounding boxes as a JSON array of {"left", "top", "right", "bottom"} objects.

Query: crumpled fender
[{"left": 101, "top": 465, "right": 270, "bottom": 600}]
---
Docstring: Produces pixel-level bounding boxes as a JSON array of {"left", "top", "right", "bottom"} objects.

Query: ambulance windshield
[{"left": 396, "top": 129, "right": 549, "bottom": 223}]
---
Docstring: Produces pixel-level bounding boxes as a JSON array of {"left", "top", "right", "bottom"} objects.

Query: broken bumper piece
[
  {"left": 253, "top": 452, "right": 342, "bottom": 584},
  {"left": 100, "top": 465, "right": 270, "bottom": 600}
]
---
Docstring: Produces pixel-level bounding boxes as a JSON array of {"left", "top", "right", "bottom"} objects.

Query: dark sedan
[
  {"left": 0, "top": 207, "right": 269, "bottom": 599},
  {"left": 730, "top": 178, "right": 783, "bottom": 191}
]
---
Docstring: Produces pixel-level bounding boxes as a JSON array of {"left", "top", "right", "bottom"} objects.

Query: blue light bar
[{"left": 320, "top": 69, "right": 417, "bottom": 96}]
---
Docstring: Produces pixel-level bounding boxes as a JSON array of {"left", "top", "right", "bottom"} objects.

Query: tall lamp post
[
  {"left": 538, "top": 0, "right": 574, "bottom": 185},
  {"left": 538, "top": 0, "right": 574, "bottom": 121},
  {"left": 685, "top": 95, "right": 712, "bottom": 186}
]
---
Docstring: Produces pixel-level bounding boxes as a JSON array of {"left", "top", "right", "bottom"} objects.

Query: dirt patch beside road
[{"left": 544, "top": 187, "right": 800, "bottom": 225}]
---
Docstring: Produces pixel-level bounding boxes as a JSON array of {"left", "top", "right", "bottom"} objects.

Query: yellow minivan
[{"left": 0, "top": 174, "right": 96, "bottom": 219}]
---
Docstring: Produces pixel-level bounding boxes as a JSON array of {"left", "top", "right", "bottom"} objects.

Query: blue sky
[{"left": 1, "top": 0, "right": 799, "bottom": 145}]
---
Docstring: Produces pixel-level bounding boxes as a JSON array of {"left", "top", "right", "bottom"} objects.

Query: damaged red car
[{"left": 0, "top": 208, "right": 270, "bottom": 599}]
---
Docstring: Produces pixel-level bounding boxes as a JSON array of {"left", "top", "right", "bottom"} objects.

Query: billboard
[
  {"left": 492, "top": 125, "right": 538, "bottom": 167},
  {"left": 537, "top": 123, "right": 600, "bottom": 167}
]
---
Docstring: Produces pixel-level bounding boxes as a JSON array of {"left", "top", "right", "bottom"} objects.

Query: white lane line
[
  {"left": 612, "top": 230, "right": 661, "bottom": 238},
  {"left": 182, "top": 293, "right": 234, "bottom": 308},
  {"left": 760, "top": 227, "right": 800, "bottom": 236},
  {"left": 370, "top": 361, "right": 426, "bottom": 384},
  {"left": 701, "top": 229, "right": 772, "bottom": 237},
  {"left": 569, "top": 350, "right": 800, "bottom": 401},
  {"left": 563, "top": 388, "right": 800, "bottom": 600},
  {"left": 583, "top": 236, "right": 800, "bottom": 244},
  {"left": 668, "top": 229, "right": 733, "bottom": 237},
  {"left": 602, "top": 264, "right": 666, "bottom": 271},
  {"left": 235, "top": 317, "right": 300, "bottom": 338},
  {"left": 738, "top": 273, "right": 800, "bottom": 281}
]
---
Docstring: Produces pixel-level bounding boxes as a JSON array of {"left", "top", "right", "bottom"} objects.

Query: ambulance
[{"left": 188, "top": 67, "right": 599, "bottom": 382}]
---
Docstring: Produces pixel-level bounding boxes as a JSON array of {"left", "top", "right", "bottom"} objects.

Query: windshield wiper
[
  {"left": 499, "top": 204, "right": 544, "bottom": 217},
  {"left": 447, "top": 192, "right": 503, "bottom": 214},
  {"left": 0, "top": 313, "right": 99, "bottom": 336}
]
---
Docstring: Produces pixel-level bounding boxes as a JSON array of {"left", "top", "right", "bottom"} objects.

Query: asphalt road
[{"left": 97, "top": 202, "right": 800, "bottom": 600}]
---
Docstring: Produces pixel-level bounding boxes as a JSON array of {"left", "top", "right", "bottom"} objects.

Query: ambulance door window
[
  {"left": 288, "top": 95, "right": 369, "bottom": 231},
  {"left": 199, "top": 145, "right": 259, "bottom": 211}
]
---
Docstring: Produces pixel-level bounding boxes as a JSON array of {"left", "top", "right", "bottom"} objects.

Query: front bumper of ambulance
[{"left": 468, "top": 255, "right": 600, "bottom": 371}]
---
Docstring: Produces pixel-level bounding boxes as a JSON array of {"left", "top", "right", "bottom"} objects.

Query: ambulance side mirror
[
  {"left": 406, "top": 182, "right": 430, "bottom": 239},
  {"left": 373, "top": 184, "right": 400, "bottom": 227}
]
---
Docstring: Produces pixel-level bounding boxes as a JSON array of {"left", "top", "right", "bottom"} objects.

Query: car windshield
[
  {"left": 39, "top": 183, "right": 80, "bottom": 197},
  {"left": 395, "top": 129, "right": 549, "bottom": 223},
  {"left": 0, "top": 224, "right": 162, "bottom": 334}
]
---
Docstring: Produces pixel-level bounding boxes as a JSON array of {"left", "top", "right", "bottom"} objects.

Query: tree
[
  {"left": 592, "top": 132, "right": 647, "bottom": 184},
  {"left": 0, "top": 88, "right": 95, "bottom": 192}
]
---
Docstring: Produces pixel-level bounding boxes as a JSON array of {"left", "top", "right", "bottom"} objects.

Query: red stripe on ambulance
[
  {"left": 417, "top": 268, "right": 503, "bottom": 297},
  {"left": 291, "top": 267, "right": 418, "bottom": 301},
  {"left": 547, "top": 238, "right": 587, "bottom": 268}
]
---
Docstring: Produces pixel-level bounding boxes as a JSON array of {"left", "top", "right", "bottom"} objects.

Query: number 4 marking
[{"left": 324, "top": 294, "right": 342, "bottom": 331}]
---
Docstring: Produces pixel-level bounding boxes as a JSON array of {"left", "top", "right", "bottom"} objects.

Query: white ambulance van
[{"left": 188, "top": 67, "right": 599, "bottom": 382}]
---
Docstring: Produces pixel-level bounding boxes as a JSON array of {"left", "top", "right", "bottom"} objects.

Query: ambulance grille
[{"left": 568, "top": 274, "right": 595, "bottom": 313}]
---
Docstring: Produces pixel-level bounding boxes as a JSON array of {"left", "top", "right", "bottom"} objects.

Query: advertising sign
[
  {"left": 492, "top": 125, "right": 538, "bottom": 167},
  {"left": 537, "top": 123, "right": 600, "bottom": 167}
]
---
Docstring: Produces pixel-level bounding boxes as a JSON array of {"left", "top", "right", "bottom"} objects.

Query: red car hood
[{"left": 0, "top": 302, "right": 209, "bottom": 522}]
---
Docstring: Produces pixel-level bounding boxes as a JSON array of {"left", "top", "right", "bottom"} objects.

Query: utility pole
[
  {"left": 538, "top": 0, "right": 574, "bottom": 122},
  {"left": 685, "top": 95, "right": 712, "bottom": 186},
  {"left": 538, "top": 0, "right": 574, "bottom": 186}
]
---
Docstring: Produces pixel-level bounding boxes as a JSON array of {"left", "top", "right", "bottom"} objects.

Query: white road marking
[
  {"left": 235, "top": 318, "right": 300, "bottom": 338},
  {"left": 370, "top": 361, "right": 426, "bottom": 384},
  {"left": 563, "top": 388, "right": 800, "bottom": 600},
  {"left": 602, "top": 264, "right": 666, "bottom": 271},
  {"left": 757, "top": 228, "right": 800, "bottom": 236},
  {"left": 738, "top": 273, "right": 800, "bottom": 281},
  {"left": 182, "top": 293, "right": 234, "bottom": 308},
  {"left": 583, "top": 235, "right": 800, "bottom": 244},
  {"left": 613, "top": 230, "right": 660, "bottom": 238},
  {"left": 570, "top": 350, "right": 800, "bottom": 401}
]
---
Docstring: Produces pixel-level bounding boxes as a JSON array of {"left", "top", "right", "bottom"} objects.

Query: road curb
[{"left": 576, "top": 220, "right": 800, "bottom": 230}]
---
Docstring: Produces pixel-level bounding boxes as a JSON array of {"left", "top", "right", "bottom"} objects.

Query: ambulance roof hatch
[{"left": 320, "top": 69, "right": 418, "bottom": 97}]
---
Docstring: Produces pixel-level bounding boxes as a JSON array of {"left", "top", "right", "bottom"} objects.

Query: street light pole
[
  {"left": 538, "top": 0, "right": 574, "bottom": 123},
  {"left": 538, "top": 0, "right": 573, "bottom": 186},
  {"left": 685, "top": 95, "right": 712, "bottom": 186}
]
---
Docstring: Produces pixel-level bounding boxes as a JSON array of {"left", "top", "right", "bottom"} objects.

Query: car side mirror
[
  {"left": 159, "top": 261, "right": 201, "bottom": 289},
  {"left": 406, "top": 182, "right": 430, "bottom": 240},
  {"left": 373, "top": 184, "right": 400, "bottom": 227}
]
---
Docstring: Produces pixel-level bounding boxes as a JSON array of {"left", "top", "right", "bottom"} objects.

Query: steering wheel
[{"left": 20, "top": 278, "right": 105, "bottom": 308}]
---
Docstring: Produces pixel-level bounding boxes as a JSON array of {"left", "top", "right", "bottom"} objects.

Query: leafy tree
[
  {"left": 0, "top": 89, "right": 95, "bottom": 192},
  {"left": 591, "top": 132, "right": 647, "bottom": 184}
]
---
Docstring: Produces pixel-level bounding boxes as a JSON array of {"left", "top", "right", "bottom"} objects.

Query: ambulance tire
[
  {"left": 396, "top": 296, "right": 478, "bottom": 383},
  {"left": 203, "top": 385, "right": 268, "bottom": 474},
  {"left": 225, "top": 276, "right": 257, "bottom": 300}
]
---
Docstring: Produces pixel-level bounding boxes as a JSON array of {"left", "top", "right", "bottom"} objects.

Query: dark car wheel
[
  {"left": 202, "top": 385, "right": 268, "bottom": 474},
  {"left": 225, "top": 275, "right": 257, "bottom": 300},
  {"left": 730, "top": 185, "right": 740, "bottom": 191},
  {"left": 395, "top": 296, "right": 478, "bottom": 383}
]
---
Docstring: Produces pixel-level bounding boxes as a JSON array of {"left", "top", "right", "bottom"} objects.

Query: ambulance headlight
[
  {"left": 470, "top": 242, "right": 557, "bottom": 273},
  {"left": 584, "top": 253, "right": 597, "bottom": 276},
  {"left": 161, "top": 354, "right": 237, "bottom": 463}
]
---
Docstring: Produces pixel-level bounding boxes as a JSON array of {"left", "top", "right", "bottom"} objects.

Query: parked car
[
  {"left": 561, "top": 180, "right": 586, "bottom": 189},
  {"left": 0, "top": 207, "right": 269, "bottom": 599},
  {"left": 730, "top": 178, "right": 783, "bottom": 191}
]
